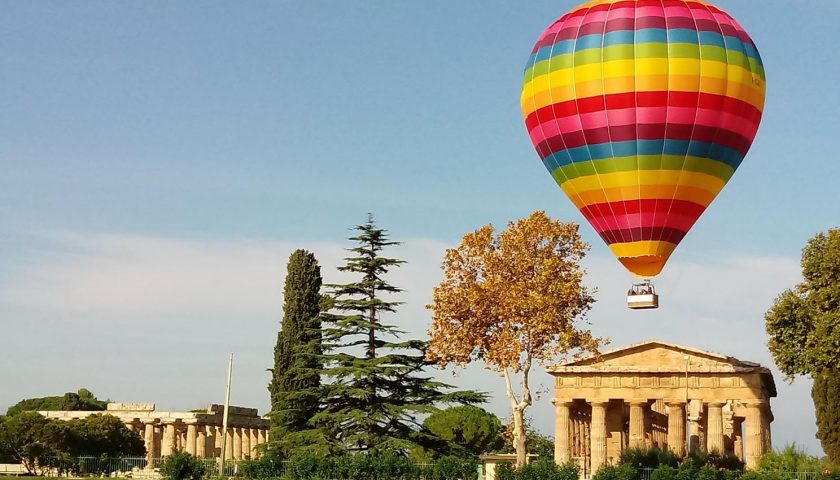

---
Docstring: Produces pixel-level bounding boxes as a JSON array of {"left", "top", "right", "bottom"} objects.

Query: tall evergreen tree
[
  {"left": 295, "top": 215, "right": 484, "bottom": 456},
  {"left": 812, "top": 369, "right": 840, "bottom": 463},
  {"left": 268, "top": 249, "right": 324, "bottom": 453}
]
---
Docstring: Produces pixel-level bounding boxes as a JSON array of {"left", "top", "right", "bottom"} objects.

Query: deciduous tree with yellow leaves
[{"left": 426, "top": 211, "right": 602, "bottom": 468}]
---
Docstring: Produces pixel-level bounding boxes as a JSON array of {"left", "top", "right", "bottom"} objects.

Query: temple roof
[{"left": 549, "top": 339, "right": 776, "bottom": 396}]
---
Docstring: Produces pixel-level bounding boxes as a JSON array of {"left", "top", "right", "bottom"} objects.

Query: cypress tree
[
  {"left": 295, "top": 215, "right": 484, "bottom": 456},
  {"left": 268, "top": 249, "right": 323, "bottom": 453},
  {"left": 813, "top": 369, "right": 840, "bottom": 463}
]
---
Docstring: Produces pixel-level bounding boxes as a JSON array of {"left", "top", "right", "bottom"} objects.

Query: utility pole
[
  {"left": 218, "top": 353, "right": 233, "bottom": 475},
  {"left": 684, "top": 354, "right": 690, "bottom": 453}
]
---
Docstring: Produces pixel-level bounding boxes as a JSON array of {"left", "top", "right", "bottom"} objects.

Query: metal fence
[
  {"left": 34, "top": 456, "right": 245, "bottom": 477},
  {"left": 29, "top": 457, "right": 453, "bottom": 479},
  {"left": 637, "top": 468, "right": 825, "bottom": 480}
]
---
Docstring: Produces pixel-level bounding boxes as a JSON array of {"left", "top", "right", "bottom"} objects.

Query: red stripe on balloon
[
  {"left": 532, "top": 4, "right": 744, "bottom": 51},
  {"left": 598, "top": 227, "right": 689, "bottom": 245},
  {"left": 525, "top": 93, "right": 761, "bottom": 132},
  {"left": 580, "top": 199, "right": 706, "bottom": 220}
]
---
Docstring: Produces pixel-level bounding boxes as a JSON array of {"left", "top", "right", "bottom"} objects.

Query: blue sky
[{"left": 1, "top": 1, "right": 838, "bottom": 455}]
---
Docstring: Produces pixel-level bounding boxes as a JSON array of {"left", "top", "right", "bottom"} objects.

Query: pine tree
[
  {"left": 268, "top": 249, "right": 323, "bottom": 453},
  {"left": 297, "top": 215, "right": 484, "bottom": 456}
]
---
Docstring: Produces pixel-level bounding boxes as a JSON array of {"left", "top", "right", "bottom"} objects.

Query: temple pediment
[{"left": 552, "top": 340, "right": 762, "bottom": 373}]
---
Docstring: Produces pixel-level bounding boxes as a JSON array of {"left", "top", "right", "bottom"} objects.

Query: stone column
[
  {"left": 688, "top": 400, "right": 702, "bottom": 452},
  {"left": 666, "top": 402, "right": 686, "bottom": 457},
  {"left": 196, "top": 426, "right": 207, "bottom": 459},
  {"left": 629, "top": 401, "right": 647, "bottom": 449},
  {"left": 162, "top": 423, "right": 176, "bottom": 457},
  {"left": 590, "top": 402, "right": 609, "bottom": 473},
  {"left": 233, "top": 428, "right": 243, "bottom": 459},
  {"left": 553, "top": 400, "right": 573, "bottom": 464},
  {"left": 224, "top": 428, "right": 234, "bottom": 460},
  {"left": 762, "top": 409, "right": 773, "bottom": 454},
  {"left": 205, "top": 426, "right": 217, "bottom": 458},
  {"left": 186, "top": 424, "right": 198, "bottom": 456},
  {"left": 144, "top": 422, "right": 158, "bottom": 469},
  {"left": 214, "top": 426, "right": 224, "bottom": 457},
  {"left": 258, "top": 429, "right": 267, "bottom": 446},
  {"left": 249, "top": 429, "right": 259, "bottom": 457},
  {"left": 732, "top": 418, "right": 744, "bottom": 461},
  {"left": 242, "top": 428, "right": 252, "bottom": 459},
  {"left": 707, "top": 403, "right": 725, "bottom": 454},
  {"left": 745, "top": 403, "right": 766, "bottom": 469}
]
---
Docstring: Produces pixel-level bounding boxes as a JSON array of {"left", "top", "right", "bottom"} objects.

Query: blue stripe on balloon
[
  {"left": 529, "top": 29, "right": 760, "bottom": 71},
  {"left": 541, "top": 140, "right": 744, "bottom": 169}
]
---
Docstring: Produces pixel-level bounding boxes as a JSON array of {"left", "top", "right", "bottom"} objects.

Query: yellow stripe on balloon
[
  {"left": 559, "top": 169, "right": 726, "bottom": 195},
  {"left": 564, "top": 184, "right": 719, "bottom": 209},
  {"left": 522, "top": 58, "right": 757, "bottom": 98},
  {"left": 521, "top": 76, "right": 764, "bottom": 115},
  {"left": 609, "top": 241, "right": 678, "bottom": 259}
]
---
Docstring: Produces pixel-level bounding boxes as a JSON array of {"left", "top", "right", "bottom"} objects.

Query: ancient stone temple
[
  {"left": 550, "top": 341, "right": 776, "bottom": 475},
  {"left": 39, "top": 403, "right": 270, "bottom": 465}
]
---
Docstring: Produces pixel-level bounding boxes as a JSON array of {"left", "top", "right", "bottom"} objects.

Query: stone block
[{"left": 107, "top": 402, "right": 155, "bottom": 411}]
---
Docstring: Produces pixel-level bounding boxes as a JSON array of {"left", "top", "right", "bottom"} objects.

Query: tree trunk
[
  {"left": 512, "top": 405, "right": 528, "bottom": 468},
  {"left": 503, "top": 366, "right": 533, "bottom": 469}
]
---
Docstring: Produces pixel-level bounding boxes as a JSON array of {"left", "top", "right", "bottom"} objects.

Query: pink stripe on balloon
[{"left": 588, "top": 211, "right": 701, "bottom": 232}]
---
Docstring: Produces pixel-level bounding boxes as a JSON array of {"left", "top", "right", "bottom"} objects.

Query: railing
[
  {"left": 637, "top": 468, "right": 826, "bottom": 480},
  {"left": 36, "top": 456, "right": 244, "bottom": 477},
  {"left": 28, "top": 457, "right": 463, "bottom": 479}
]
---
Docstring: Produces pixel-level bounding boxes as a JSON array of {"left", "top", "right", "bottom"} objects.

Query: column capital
[
  {"left": 589, "top": 400, "right": 610, "bottom": 407},
  {"left": 552, "top": 399, "right": 575, "bottom": 407},
  {"left": 628, "top": 399, "right": 650, "bottom": 406},
  {"left": 707, "top": 401, "right": 727, "bottom": 408},
  {"left": 664, "top": 400, "right": 687, "bottom": 407}
]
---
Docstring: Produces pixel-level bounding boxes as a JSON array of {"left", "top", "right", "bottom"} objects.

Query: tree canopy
[
  {"left": 422, "top": 406, "right": 503, "bottom": 457},
  {"left": 765, "top": 228, "right": 840, "bottom": 462},
  {"left": 6, "top": 389, "right": 107, "bottom": 417},
  {"left": 427, "top": 211, "right": 600, "bottom": 467},
  {"left": 0, "top": 412, "right": 144, "bottom": 473},
  {"left": 765, "top": 229, "right": 840, "bottom": 378}
]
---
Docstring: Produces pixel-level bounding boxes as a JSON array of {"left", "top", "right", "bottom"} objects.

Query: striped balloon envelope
[{"left": 521, "top": 0, "right": 765, "bottom": 278}]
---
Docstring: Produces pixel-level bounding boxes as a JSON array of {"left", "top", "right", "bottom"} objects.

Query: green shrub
[
  {"left": 159, "top": 451, "right": 206, "bottom": 480},
  {"left": 493, "top": 460, "right": 577, "bottom": 480},
  {"left": 593, "top": 463, "right": 638, "bottom": 480},
  {"left": 705, "top": 451, "right": 744, "bottom": 472},
  {"left": 759, "top": 444, "right": 832, "bottom": 473},
  {"left": 675, "top": 462, "right": 699, "bottom": 480},
  {"left": 620, "top": 447, "right": 681, "bottom": 469},
  {"left": 431, "top": 455, "right": 478, "bottom": 480},
  {"left": 496, "top": 463, "right": 515, "bottom": 480},
  {"left": 695, "top": 465, "right": 720, "bottom": 480},
  {"left": 651, "top": 465, "right": 678, "bottom": 480},
  {"left": 279, "top": 451, "right": 477, "bottom": 480},
  {"left": 238, "top": 454, "right": 287, "bottom": 478}
]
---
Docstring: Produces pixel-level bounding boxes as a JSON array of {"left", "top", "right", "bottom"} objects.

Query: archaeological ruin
[
  {"left": 550, "top": 340, "right": 776, "bottom": 475},
  {"left": 39, "top": 403, "right": 270, "bottom": 465}
]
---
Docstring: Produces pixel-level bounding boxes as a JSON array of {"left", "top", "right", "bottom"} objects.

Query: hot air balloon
[{"left": 520, "top": 0, "right": 765, "bottom": 309}]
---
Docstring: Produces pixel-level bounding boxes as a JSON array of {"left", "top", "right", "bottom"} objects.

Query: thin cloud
[{"left": 0, "top": 231, "right": 819, "bottom": 455}]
